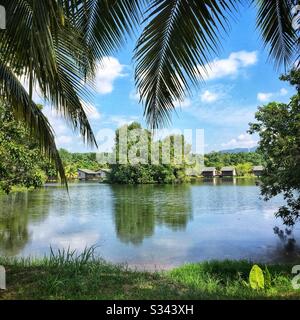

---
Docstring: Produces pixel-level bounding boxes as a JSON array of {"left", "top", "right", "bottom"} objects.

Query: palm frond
[
  {"left": 66, "top": 0, "right": 144, "bottom": 79},
  {"left": 134, "top": 0, "right": 241, "bottom": 129},
  {"left": 0, "top": 61, "right": 67, "bottom": 186},
  {"left": 255, "top": 0, "right": 298, "bottom": 69},
  {"left": 0, "top": 0, "right": 97, "bottom": 146}
]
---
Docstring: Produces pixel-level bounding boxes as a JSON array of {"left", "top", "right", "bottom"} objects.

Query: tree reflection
[
  {"left": 0, "top": 189, "right": 50, "bottom": 255},
  {"left": 112, "top": 185, "right": 192, "bottom": 245}
]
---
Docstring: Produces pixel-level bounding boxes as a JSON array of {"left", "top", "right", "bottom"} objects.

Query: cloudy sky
[{"left": 41, "top": 7, "right": 295, "bottom": 153}]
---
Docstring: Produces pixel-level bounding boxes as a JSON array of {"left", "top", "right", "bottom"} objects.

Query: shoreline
[{"left": 0, "top": 255, "right": 299, "bottom": 300}]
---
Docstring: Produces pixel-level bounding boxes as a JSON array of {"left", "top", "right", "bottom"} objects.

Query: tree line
[{"left": 0, "top": 108, "right": 263, "bottom": 192}]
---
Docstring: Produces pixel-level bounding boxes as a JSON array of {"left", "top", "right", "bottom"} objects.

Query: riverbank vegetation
[
  {"left": 204, "top": 152, "right": 263, "bottom": 176},
  {"left": 109, "top": 122, "right": 190, "bottom": 184},
  {"left": 249, "top": 69, "right": 300, "bottom": 226},
  {"left": 0, "top": 103, "right": 49, "bottom": 194},
  {"left": 0, "top": 250, "right": 299, "bottom": 300},
  {"left": 0, "top": 115, "right": 264, "bottom": 192}
]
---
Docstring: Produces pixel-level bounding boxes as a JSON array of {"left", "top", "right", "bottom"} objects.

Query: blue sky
[{"left": 42, "top": 7, "right": 295, "bottom": 154}]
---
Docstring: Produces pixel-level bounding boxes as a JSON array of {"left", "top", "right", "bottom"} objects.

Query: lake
[{"left": 0, "top": 179, "right": 300, "bottom": 269}]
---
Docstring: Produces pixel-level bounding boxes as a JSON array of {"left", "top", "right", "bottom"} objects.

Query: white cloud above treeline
[
  {"left": 196, "top": 51, "right": 258, "bottom": 81},
  {"left": 221, "top": 133, "right": 258, "bottom": 149},
  {"left": 257, "top": 88, "right": 288, "bottom": 103}
]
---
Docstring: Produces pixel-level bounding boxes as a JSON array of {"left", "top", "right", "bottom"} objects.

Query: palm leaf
[
  {"left": 254, "top": 0, "right": 298, "bottom": 69},
  {"left": 0, "top": 0, "right": 97, "bottom": 146},
  {"left": 134, "top": 0, "right": 241, "bottom": 129},
  {"left": 66, "top": 0, "right": 144, "bottom": 79},
  {"left": 0, "top": 61, "right": 67, "bottom": 186}
]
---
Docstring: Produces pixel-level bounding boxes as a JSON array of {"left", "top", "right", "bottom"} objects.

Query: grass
[{"left": 0, "top": 248, "right": 299, "bottom": 300}]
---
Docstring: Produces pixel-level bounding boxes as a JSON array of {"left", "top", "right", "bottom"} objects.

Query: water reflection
[
  {"left": 0, "top": 190, "right": 50, "bottom": 255},
  {"left": 112, "top": 185, "right": 192, "bottom": 245},
  {"left": 196, "top": 177, "right": 258, "bottom": 186},
  {"left": 0, "top": 181, "right": 299, "bottom": 267}
]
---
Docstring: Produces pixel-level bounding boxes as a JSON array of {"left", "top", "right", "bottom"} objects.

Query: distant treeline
[
  {"left": 56, "top": 122, "right": 263, "bottom": 184},
  {"left": 204, "top": 151, "right": 263, "bottom": 169},
  {"left": 204, "top": 151, "right": 263, "bottom": 176},
  {"left": 0, "top": 110, "right": 264, "bottom": 193},
  {"left": 57, "top": 149, "right": 264, "bottom": 182}
]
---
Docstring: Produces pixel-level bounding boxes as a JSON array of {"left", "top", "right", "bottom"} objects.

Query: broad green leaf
[{"left": 249, "top": 265, "right": 265, "bottom": 290}]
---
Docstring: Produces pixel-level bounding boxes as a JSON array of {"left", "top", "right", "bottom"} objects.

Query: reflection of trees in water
[
  {"left": 0, "top": 193, "right": 30, "bottom": 255},
  {"left": 112, "top": 185, "right": 192, "bottom": 245},
  {"left": 0, "top": 189, "right": 50, "bottom": 255},
  {"left": 273, "top": 226, "right": 296, "bottom": 251},
  {"left": 198, "top": 177, "right": 258, "bottom": 186}
]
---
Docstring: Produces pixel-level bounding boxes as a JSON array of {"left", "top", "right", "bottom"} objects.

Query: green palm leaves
[
  {"left": 255, "top": 0, "right": 299, "bottom": 69},
  {"left": 0, "top": 0, "right": 96, "bottom": 183},
  {"left": 134, "top": 0, "right": 241, "bottom": 128}
]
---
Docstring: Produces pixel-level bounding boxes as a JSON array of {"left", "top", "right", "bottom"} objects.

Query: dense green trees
[
  {"left": 0, "top": 103, "right": 47, "bottom": 193},
  {"left": 110, "top": 122, "right": 190, "bottom": 184},
  {"left": 235, "top": 163, "right": 255, "bottom": 177},
  {"left": 249, "top": 70, "right": 300, "bottom": 226},
  {"left": 204, "top": 152, "right": 263, "bottom": 171},
  {"left": 59, "top": 149, "right": 100, "bottom": 180},
  {"left": 0, "top": 110, "right": 266, "bottom": 192}
]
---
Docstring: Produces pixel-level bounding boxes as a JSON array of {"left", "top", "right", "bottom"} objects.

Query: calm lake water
[{"left": 0, "top": 179, "right": 300, "bottom": 269}]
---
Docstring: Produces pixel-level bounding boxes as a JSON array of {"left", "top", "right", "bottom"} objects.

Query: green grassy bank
[{"left": 0, "top": 249, "right": 299, "bottom": 300}]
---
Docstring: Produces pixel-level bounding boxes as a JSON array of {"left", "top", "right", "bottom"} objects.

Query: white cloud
[
  {"left": 174, "top": 98, "right": 192, "bottom": 109},
  {"left": 221, "top": 133, "right": 258, "bottom": 149},
  {"left": 42, "top": 106, "right": 82, "bottom": 150},
  {"left": 200, "top": 90, "right": 219, "bottom": 103},
  {"left": 19, "top": 77, "right": 44, "bottom": 103},
  {"left": 257, "top": 88, "right": 289, "bottom": 103},
  {"left": 257, "top": 92, "right": 273, "bottom": 102},
  {"left": 42, "top": 107, "right": 68, "bottom": 134},
  {"left": 196, "top": 51, "right": 258, "bottom": 81},
  {"left": 95, "top": 57, "right": 126, "bottom": 94}
]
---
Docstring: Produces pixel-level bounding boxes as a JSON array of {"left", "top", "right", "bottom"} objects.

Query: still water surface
[{"left": 0, "top": 179, "right": 300, "bottom": 269}]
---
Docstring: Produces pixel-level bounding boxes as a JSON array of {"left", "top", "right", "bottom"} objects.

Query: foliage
[
  {"left": 0, "top": 103, "right": 48, "bottom": 193},
  {"left": 249, "top": 69, "right": 300, "bottom": 226},
  {"left": 204, "top": 152, "right": 263, "bottom": 171},
  {"left": 243, "top": 265, "right": 272, "bottom": 290},
  {"left": 58, "top": 149, "right": 101, "bottom": 180},
  {"left": 110, "top": 122, "right": 190, "bottom": 184},
  {"left": 249, "top": 265, "right": 265, "bottom": 290},
  {"left": 235, "top": 163, "right": 254, "bottom": 177},
  {"left": 0, "top": 255, "right": 298, "bottom": 300},
  {"left": 0, "top": 1, "right": 99, "bottom": 184}
]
